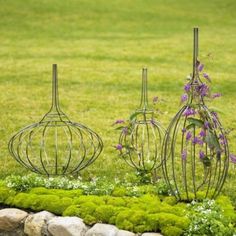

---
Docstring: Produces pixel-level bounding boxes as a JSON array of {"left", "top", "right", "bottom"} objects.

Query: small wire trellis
[
  {"left": 9, "top": 64, "right": 103, "bottom": 176},
  {"left": 162, "top": 28, "right": 229, "bottom": 201},
  {"left": 118, "top": 68, "right": 165, "bottom": 173}
]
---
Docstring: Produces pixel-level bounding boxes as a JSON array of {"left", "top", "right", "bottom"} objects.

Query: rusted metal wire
[
  {"left": 9, "top": 64, "right": 103, "bottom": 176},
  {"left": 162, "top": 28, "right": 229, "bottom": 201},
  {"left": 118, "top": 68, "right": 165, "bottom": 173}
]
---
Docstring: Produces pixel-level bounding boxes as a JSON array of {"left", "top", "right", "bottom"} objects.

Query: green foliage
[
  {"left": 179, "top": 191, "right": 211, "bottom": 202},
  {"left": 95, "top": 205, "right": 117, "bottom": 223},
  {"left": 4, "top": 174, "right": 172, "bottom": 201},
  {"left": 63, "top": 202, "right": 98, "bottom": 225},
  {"left": 30, "top": 187, "right": 83, "bottom": 198},
  {"left": 112, "top": 187, "right": 127, "bottom": 197},
  {"left": 157, "top": 212, "right": 190, "bottom": 230},
  {"left": 216, "top": 196, "right": 236, "bottom": 222},
  {"left": 116, "top": 209, "right": 147, "bottom": 232},
  {"left": 0, "top": 186, "right": 16, "bottom": 203},
  {"left": 184, "top": 199, "right": 236, "bottom": 236},
  {"left": 5, "top": 174, "right": 82, "bottom": 192},
  {"left": 10, "top": 192, "right": 72, "bottom": 214},
  {"left": 105, "top": 196, "right": 126, "bottom": 207},
  {"left": 116, "top": 210, "right": 189, "bottom": 233},
  {"left": 73, "top": 195, "right": 105, "bottom": 206},
  {"left": 162, "top": 196, "right": 177, "bottom": 206},
  {"left": 1, "top": 185, "right": 236, "bottom": 235},
  {"left": 135, "top": 170, "right": 153, "bottom": 184},
  {"left": 161, "top": 226, "right": 184, "bottom": 236}
]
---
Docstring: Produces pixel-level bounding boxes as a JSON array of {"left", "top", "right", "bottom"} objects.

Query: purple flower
[
  {"left": 230, "top": 154, "right": 236, "bottom": 164},
  {"left": 153, "top": 96, "right": 158, "bottom": 104},
  {"left": 211, "top": 112, "right": 218, "bottom": 128},
  {"left": 115, "top": 144, "right": 123, "bottom": 151},
  {"left": 184, "top": 84, "right": 191, "bottom": 92},
  {"left": 204, "top": 121, "right": 210, "bottom": 129},
  {"left": 199, "top": 150, "right": 205, "bottom": 159},
  {"left": 212, "top": 93, "right": 222, "bottom": 99},
  {"left": 203, "top": 73, "right": 211, "bottom": 82},
  {"left": 219, "top": 134, "right": 226, "bottom": 145},
  {"left": 183, "top": 107, "right": 196, "bottom": 117},
  {"left": 199, "top": 129, "right": 206, "bottom": 137},
  {"left": 113, "top": 119, "right": 125, "bottom": 125},
  {"left": 192, "top": 137, "right": 204, "bottom": 146},
  {"left": 198, "top": 83, "right": 209, "bottom": 96},
  {"left": 198, "top": 64, "right": 204, "bottom": 72},
  {"left": 186, "top": 131, "right": 192, "bottom": 141},
  {"left": 220, "top": 140, "right": 226, "bottom": 146},
  {"left": 219, "top": 134, "right": 225, "bottom": 140},
  {"left": 211, "top": 111, "right": 218, "bottom": 118},
  {"left": 181, "top": 94, "right": 188, "bottom": 103},
  {"left": 182, "top": 128, "right": 187, "bottom": 133},
  {"left": 181, "top": 149, "right": 187, "bottom": 160}
]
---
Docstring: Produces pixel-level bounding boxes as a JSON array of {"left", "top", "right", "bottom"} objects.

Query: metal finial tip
[
  {"left": 53, "top": 64, "right": 57, "bottom": 70},
  {"left": 142, "top": 68, "right": 148, "bottom": 75}
]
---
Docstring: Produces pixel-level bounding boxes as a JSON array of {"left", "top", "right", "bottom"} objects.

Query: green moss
[
  {"left": 196, "top": 191, "right": 208, "bottom": 200},
  {"left": 0, "top": 187, "right": 16, "bottom": 203},
  {"left": 5, "top": 196, "right": 15, "bottom": 205},
  {"left": 30, "top": 187, "right": 83, "bottom": 198},
  {"left": 138, "top": 194, "right": 161, "bottom": 213},
  {"left": 146, "top": 213, "right": 189, "bottom": 234},
  {"left": 146, "top": 214, "right": 160, "bottom": 232},
  {"left": 160, "top": 202, "right": 186, "bottom": 217},
  {"left": 116, "top": 210, "right": 135, "bottom": 232},
  {"left": 180, "top": 191, "right": 215, "bottom": 202},
  {"left": 55, "top": 197, "right": 73, "bottom": 214},
  {"left": 162, "top": 196, "right": 177, "bottom": 206},
  {"left": 157, "top": 212, "right": 190, "bottom": 230},
  {"left": 12, "top": 193, "right": 38, "bottom": 209},
  {"left": 105, "top": 196, "right": 126, "bottom": 207},
  {"left": 73, "top": 195, "right": 105, "bottom": 205},
  {"left": 161, "top": 226, "right": 184, "bottom": 236},
  {"left": 94, "top": 205, "right": 116, "bottom": 223},
  {"left": 63, "top": 205, "right": 80, "bottom": 216},
  {"left": 11, "top": 193, "right": 72, "bottom": 214},
  {"left": 2, "top": 185, "right": 234, "bottom": 235},
  {"left": 216, "top": 196, "right": 236, "bottom": 222},
  {"left": 63, "top": 202, "right": 97, "bottom": 225},
  {"left": 116, "top": 210, "right": 149, "bottom": 233},
  {"left": 112, "top": 187, "right": 127, "bottom": 197}
]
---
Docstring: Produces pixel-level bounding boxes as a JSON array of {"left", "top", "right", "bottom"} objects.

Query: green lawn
[{"left": 0, "top": 0, "right": 236, "bottom": 193}]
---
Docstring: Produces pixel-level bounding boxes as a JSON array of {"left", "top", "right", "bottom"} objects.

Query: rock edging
[{"left": 0, "top": 208, "right": 163, "bottom": 236}]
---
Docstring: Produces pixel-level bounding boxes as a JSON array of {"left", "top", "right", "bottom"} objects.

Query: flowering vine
[{"left": 179, "top": 59, "right": 229, "bottom": 169}]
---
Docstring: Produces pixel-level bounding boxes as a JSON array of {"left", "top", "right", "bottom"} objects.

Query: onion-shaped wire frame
[
  {"left": 118, "top": 68, "right": 165, "bottom": 172},
  {"left": 9, "top": 64, "right": 103, "bottom": 176},
  {"left": 162, "top": 28, "right": 229, "bottom": 201}
]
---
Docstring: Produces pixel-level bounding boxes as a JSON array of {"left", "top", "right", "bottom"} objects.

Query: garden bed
[{"left": 0, "top": 175, "right": 236, "bottom": 236}]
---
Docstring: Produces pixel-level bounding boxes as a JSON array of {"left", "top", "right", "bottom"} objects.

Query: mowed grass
[{"left": 0, "top": 0, "right": 236, "bottom": 191}]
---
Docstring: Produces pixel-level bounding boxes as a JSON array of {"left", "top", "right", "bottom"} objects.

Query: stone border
[{"left": 0, "top": 208, "right": 163, "bottom": 236}]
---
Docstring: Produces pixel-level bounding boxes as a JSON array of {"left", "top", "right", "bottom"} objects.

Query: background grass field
[{"left": 0, "top": 0, "right": 236, "bottom": 192}]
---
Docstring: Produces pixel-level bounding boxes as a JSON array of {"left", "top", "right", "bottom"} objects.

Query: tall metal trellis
[
  {"left": 118, "top": 68, "right": 165, "bottom": 173},
  {"left": 9, "top": 64, "right": 103, "bottom": 176},
  {"left": 162, "top": 28, "right": 229, "bottom": 201}
]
